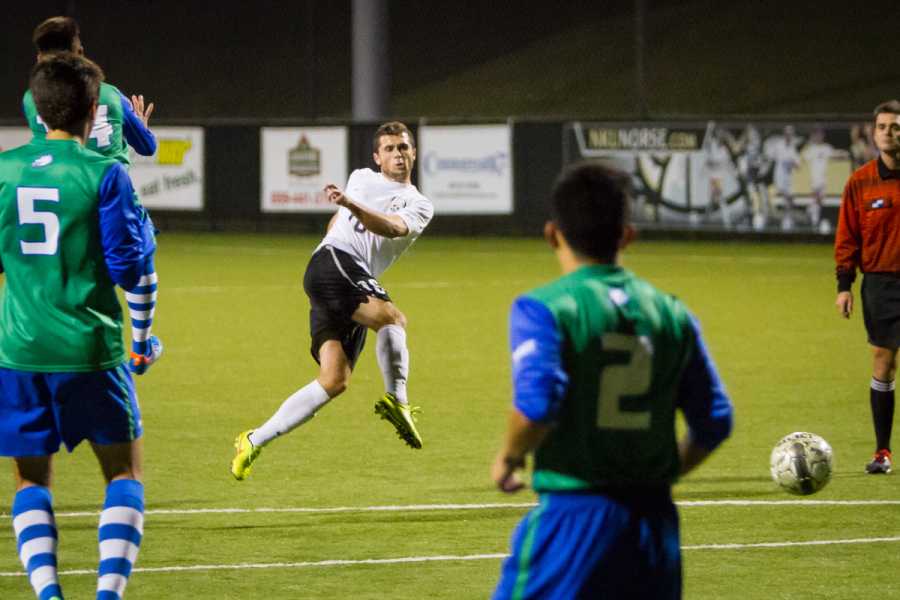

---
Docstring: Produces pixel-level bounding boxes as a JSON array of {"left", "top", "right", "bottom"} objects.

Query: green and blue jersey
[
  {"left": 510, "top": 264, "right": 732, "bottom": 491},
  {"left": 22, "top": 82, "right": 156, "bottom": 166},
  {"left": 0, "top": 138, "right": 155, "bottom": 371}
]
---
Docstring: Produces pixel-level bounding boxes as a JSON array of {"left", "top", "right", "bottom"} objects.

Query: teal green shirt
[
  {"left": 0, "top": 138, "right": 147, "bottom": 371},
  {"left": 509, "top": 264, "right": 732, "bottom": 491},
  {"left": 23, "top": 82, "right": 132, "bottom": 166}
]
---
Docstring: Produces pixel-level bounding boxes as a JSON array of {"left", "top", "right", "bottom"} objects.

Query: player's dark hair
[
  {"left": 550, "top": 162, "right": 631, "bottom": 263},
  {"left": 30, "top": 52, "right": 103, "bottom": 135},
  {"left": 33, "top": 16, "right": 80, "bottom": 53},
  {"left": 873, "top": 100, "right": 900, "bottom": 119},
  {"left": 373, "top": 121, "right": 414, "bottom": 153}
]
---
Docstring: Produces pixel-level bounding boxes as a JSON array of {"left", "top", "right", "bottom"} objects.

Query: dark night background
[{"left": 2, "top": 0, "right": 898, "bottom": 123}]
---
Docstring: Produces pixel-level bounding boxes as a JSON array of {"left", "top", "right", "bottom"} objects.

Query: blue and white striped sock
[
  {"left": 125, "top": 262, "right": 158, "bottom": 357},
  {"left": 96, "top": 480, "right": 144, "bottom": 600},
  {"left": 12, "top": 486, "right": 63, "bottom": 600}
]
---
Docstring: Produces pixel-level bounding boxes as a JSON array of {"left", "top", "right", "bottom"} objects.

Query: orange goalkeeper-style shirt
[{"left": 834, "top": 157, "right": 900, "bottom": 291}]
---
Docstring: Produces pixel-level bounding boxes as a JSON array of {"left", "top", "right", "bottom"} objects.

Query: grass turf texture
[{"left": 0, "top": 233, "right": 894, "bottom": 599}]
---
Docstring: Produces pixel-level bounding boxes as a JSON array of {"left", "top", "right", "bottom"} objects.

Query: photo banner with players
[
  {"left": 418, "top": 124, "right": 513, "bottom": 214},
  {"left": 260, "top": 127, "right": 348, "bottom": 213},
  {"left": 129, "top": 127, "right": 205, "bottom": 210},
  {"left": 0, "top": 127, "right": 33, "bottom": 152},
  {"left": 564, "top": 121, "right": 871, "bottom": 233}
]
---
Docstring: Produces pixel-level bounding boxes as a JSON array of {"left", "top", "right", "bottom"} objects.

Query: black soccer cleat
[{"left": 865, "top": 449, "right": 892, "bottom": 474}]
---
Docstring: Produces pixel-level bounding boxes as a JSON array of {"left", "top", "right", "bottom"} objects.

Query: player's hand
[
  {"left": 836, "top": 291, "right": 853, "bottom": 318},
  {"left": 131, "top": 94, "right": 155, "bottom": 128},
  {"left": 324, "top": 184, "right": 350, "bottom": 208},
  {"left": 492, "top": 452, "right": 526, "bottom": 494}
]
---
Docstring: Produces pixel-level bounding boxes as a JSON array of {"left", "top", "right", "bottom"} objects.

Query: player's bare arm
[
  {"left": 324, "top": 184, "right": 409, "bottom": 238},
  {"left": 130, "top": 94, "right": 155, "bottom": 128},
  {"left": 491, "top": 409, "right": 551, "bottom": 493}
]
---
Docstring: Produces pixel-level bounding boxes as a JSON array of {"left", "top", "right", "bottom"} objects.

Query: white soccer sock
[
  {"left": 376, "top": 324, "right": 410, "bottom": 405},
  {"left": 249, "top": 380, "right": 331, "bottom": 447}
]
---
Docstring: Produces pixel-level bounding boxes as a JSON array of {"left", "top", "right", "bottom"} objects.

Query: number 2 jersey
[
  {"left": 510, "top": 264, "right": 733, "bottom": 491},
  {"left": 0, "top": 138, "right": 155, "bottom": 371},
  {"left": 317, "top": 168, "right": 434, "bottom": 277},
  {"left": 22, "top": 82, "right": 156, "bottom": 167}
]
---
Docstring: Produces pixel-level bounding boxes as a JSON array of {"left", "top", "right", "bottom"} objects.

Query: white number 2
[
  {"left": 597, "top": 333, "right": 653, "bottom": 430},
  {"left": 17, "top": 187, "right": 60, "bottom": 255}
]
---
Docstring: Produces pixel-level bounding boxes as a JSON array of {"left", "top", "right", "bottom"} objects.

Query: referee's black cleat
[{"left": 865, "top": 449, "right": 892, "bottom": 474}]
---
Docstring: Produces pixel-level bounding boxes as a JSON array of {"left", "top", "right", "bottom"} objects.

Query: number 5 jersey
[{"left": 0, "top": 138, "right": 155, "bottom": 371}]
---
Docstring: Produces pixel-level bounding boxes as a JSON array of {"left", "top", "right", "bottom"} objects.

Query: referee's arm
[{"left": 834, "top": 180, "right": 861, "bottom": 317}]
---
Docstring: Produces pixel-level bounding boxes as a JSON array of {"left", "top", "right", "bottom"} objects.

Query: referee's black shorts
[
  {"left": 302, "top": 245, "right": 391, "bottom": 368},
  {"left": 861, "top": 272, "right": 900, "bottom": 349}
]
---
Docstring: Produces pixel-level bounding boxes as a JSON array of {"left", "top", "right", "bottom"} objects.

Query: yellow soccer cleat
[
  {"left": 231, "top": 430, "right": 262, "bottom": 480},
  {"left": 374, "top": 393, "right": 423, "bottom": 449}
]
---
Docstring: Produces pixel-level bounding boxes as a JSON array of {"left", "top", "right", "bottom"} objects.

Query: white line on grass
[
  {"left": 3, "top": 537, "right": 900, "bottom": 578},
  {"left": 1, "top": 499, "right": 900, "bottom": 520},
  {"left": 682, "top": 537, "right": 900, "bottom": 550}
]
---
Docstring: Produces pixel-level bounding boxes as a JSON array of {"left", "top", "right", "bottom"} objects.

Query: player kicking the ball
[{"left": 231, "top": 122, "right": 434, "bottom": 480}]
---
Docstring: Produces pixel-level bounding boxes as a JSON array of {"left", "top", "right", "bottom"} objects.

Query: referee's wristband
[{"left": 836, "top": 272, "right": 854, "bottom": 293}]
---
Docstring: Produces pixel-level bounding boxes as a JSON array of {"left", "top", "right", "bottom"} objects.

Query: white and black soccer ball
[{"left": 770, "top": 432, "right": 834, "bottom": 495}]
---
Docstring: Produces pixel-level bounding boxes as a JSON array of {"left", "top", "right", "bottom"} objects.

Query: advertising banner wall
[
  {"left": 419, "top": 125, "right": 513, "bottom": 214},
  {"left": 131, "top": 127, "right": 204, "bottom": 210},
  {"left": 564, "top": 121, "right": 868, "bottom": 233},
  {"left": 0, "top": 127, "right": 33, "bottom": 152},
  {"left": 261, "top": 127, "right": 348, "bottom": 213}
]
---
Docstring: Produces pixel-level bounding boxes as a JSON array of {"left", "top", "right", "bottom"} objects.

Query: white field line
[
  {"left": 179, "top": 244, "right": 828, "bottom": 268},
  {"left": 163, "top": 279, "right": 532, "bottom": 293},
  {"left": 1, "top": 499, "right": 899, "bottom": 521},
  {"left": 3, "top": 537, "right": 900, "bottom": 578}
]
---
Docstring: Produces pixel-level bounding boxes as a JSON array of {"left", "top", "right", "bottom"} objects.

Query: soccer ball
[{"left": 769, "top": 432, "right": 834, "bottom": 495}]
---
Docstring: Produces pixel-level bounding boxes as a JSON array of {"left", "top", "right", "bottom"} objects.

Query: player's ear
[
  {"left": 373, "top": 152, "right": 381, "bottom": 167},
  {"left": 543, "top": 221, "right": 560, "bottom": 250},
  {"left": 618, "top": 224, "right": 636, "bottom": 250}
]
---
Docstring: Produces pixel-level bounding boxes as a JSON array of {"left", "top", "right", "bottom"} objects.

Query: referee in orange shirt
[{"left": 834, "top": 99, "right": 900, "bottom": 474}]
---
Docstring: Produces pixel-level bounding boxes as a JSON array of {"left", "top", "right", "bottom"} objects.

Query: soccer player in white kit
[
  {"left": 768, "top": 125, "right": 801, "bottom": 231},
  {"left": 231, "top": 122, "right": 434, "bottom": 480},
  {"left": 802, "top": 127, "right": 835, "bottom": 230}
]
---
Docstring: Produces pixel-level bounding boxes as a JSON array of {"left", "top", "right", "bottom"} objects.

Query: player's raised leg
[
  {"left": 231, "top": 341, "right": 347, "bottom": 480},
  {"left": 353, "top": 298, "right": 422, "bottom": 449},
  {"left": 11, "top": 458, "right": 63, "bottom": 600}
]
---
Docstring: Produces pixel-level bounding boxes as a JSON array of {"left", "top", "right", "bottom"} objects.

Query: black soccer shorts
[
  {"left": 302, "top": 245, "right": 391, "bottom": 368},
  {"left": 861, "top": 273, "right": 900, "bottom": 350}
]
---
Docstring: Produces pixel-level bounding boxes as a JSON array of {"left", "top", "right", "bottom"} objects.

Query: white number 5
[
  {"left": 597, "top": 333, "right": 653, "bottom": 430},
  {"left": 17, "top": 187, "right": 60, "bottom": 255}
]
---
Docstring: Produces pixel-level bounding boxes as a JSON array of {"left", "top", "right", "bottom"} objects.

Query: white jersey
[
  {"left": 802, "top": 142, "right": 832, "bottom": 190},
  {"left": 767, "top": 138, "right": 800, "bottom": 194},
  {"left": 318, "top": 168, "right": 434, "bottom": 277}
]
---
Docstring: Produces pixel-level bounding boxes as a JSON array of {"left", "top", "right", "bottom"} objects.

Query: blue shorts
[
  {"left": 0, "top": 365, "right": 142, "bottom": 457},
  {"left": 493, "top": 491, "right": 681, "bottom": 600}
]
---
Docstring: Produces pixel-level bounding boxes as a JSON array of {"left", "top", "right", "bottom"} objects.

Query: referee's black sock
[{"left": 870, "top": 377, "right": 895, "bottom": 452}]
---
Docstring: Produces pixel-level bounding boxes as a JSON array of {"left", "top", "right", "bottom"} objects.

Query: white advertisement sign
[
  {"left": 261, "top": 127, "right": 348, "bottom": 213},
  {"left": 418, "top": 125, "right": 513, "bottom": 214},
  {"left": 130, "top": 127, "right": 204, "bottom": 210},
  {"left": 0, "top": 127, "right": 33, "bottom": 152}
]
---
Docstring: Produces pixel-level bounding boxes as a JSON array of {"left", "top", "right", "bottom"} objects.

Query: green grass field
[{"left": 0, "top": 233, "right": 896, "bottom": 599}]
